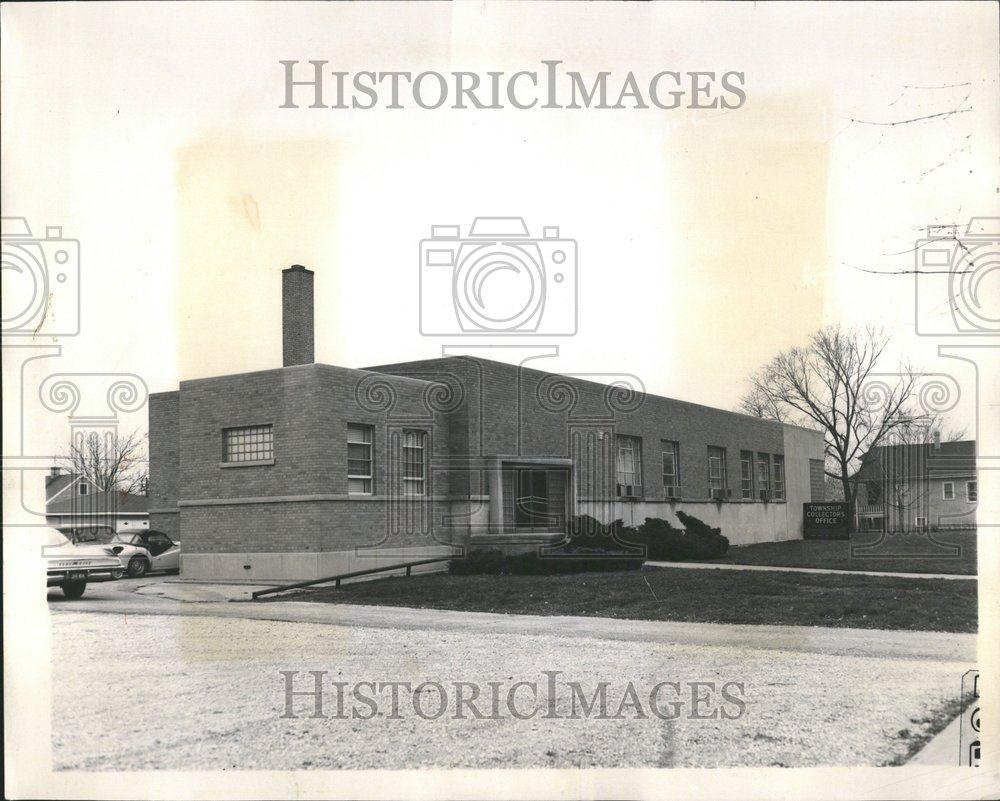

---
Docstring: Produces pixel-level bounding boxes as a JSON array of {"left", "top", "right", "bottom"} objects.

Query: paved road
[{"left": 47, "top": 579, "right": 975, "bottom": 769}]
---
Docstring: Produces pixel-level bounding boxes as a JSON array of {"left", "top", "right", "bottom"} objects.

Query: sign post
[{"left": 803, "top": 502, "right": 850, "bottom": 540}]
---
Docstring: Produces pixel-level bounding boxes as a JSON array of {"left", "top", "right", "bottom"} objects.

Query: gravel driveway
[{"left": 51, "top": 611, "right": 968, "bottom": 770}]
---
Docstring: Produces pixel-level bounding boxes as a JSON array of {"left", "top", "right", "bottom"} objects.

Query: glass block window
[
  {"left": 402, "top": 429, "right": 427, "bottom": 495},
  {"left": 615, "top": 435, "right": 643, "bottom": 497},
  {"left": 661, "top": 440, "right": 680, "bottom": 492},
  {"left": 740, "top": 450, "right": 754, "bottom": 499},
  {"left": 708, "top": 446, "right": 728, "bottom": 496},
  {"left": 223, "top": 424, "right": 274, "bottom": 463},
  {"left": 756, "top": 453, "right": 771, "bottom": 498},
  {"left": 347, "top": 424, "right": 374, "bottom": 494},
  {"left": 773, "top": 454, "right": 785, "bottom": 500}
]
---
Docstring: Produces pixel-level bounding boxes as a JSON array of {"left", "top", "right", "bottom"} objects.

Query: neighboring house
[
  {"left": 852, "top": 440, "right": 977, "bottom": 532},
  {"left": 45, "top": 469, "right": 149, "bottom": 541},
  {"left": 147, "top": 266, "right": 826, "bottom": 583}
]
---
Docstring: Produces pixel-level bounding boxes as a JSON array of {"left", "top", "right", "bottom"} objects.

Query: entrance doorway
[{"left": 503, "top": 466, "right": 568, "bottom": 533}]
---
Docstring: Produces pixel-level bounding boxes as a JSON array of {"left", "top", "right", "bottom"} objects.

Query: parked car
[
  {"left": 44, "top": 527, "right": 122, "bottom": 599},
  {"left": 109, "top": 530, "right": 180, "bottom": 578}
]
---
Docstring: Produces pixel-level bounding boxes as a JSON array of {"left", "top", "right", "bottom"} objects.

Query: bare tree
[
  {"left": 824, "top": 475, "right": 846, "bottom": 501},
  {"left": 737, "top": 384, "right": 788, "bottom": 422},
  {"left": 60, "top": 429, "right": 148, "bottom": 495},
  {"left": 738, "top": 325, "right": 928, "bottom": 530}
]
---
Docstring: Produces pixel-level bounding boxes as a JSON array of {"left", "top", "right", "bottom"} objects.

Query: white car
[
  {"left": 110, "top": 530, "right": 181, "bottom": 578},
  {"left": 44, "top": 528, "right": 122, "bottom": 599}
]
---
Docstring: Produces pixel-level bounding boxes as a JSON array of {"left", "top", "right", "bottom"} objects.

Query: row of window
[
  {"left": 943, "top": 481, "right": 977, "bottom": 502},
  {"left": 222, "top": 423, "right": 427, "bottom": 496},
  {"left": 221, "top": 424, "right": 787, "bottom": 502},
  {"left": 867, "top": 480, "right": 978, "bottom": 504},
  {"left": 347, "top": 423, "right": 428, "bottom": 495},
  {"left": 616, "top": 436, "right": 785, "bottom": 501}
]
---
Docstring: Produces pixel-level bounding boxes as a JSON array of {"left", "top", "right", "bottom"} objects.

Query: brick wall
[
  {"left": 281, "top": 265, "right": 314, "bottom": 367},
  {"left": 148, "top": 390, "right": 180, "bottom": 540},
  {"left": 170, "top": 363, "right": 461, "bottom": 554},
  {"left": 150, "top": 354, "right": 825, "bottom": 574},
  {"left": 809, "top": 459, "right": 826, "bottom": 502},
  {"left": 373, "top": 356, "right": 788, "bottom": 503}
]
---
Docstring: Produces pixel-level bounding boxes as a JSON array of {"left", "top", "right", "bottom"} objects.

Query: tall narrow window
[
  {"left": 740, "top": 450, "right": 754, "bottom": 499},
  {"left": 615, "top": 435, "right": 643, "bottom": 497},
  {"left": 756, "top": 452, "right": 771, "bottom": 500},
  {"left": 661, "top": 440, "right": 680, "bottom": 497},
  {"left": 347, "top": 424, "right": 374, "bottom": 495},
  {"left": 223, "top": 424, "right": 274, "bottom": 463},
  {"left": 707, "top": 446, "right": 728, "bottom": 498},
  {"left": 401, "top": 429, "right": 427, "bottom": 495},
  {"left": 966, "top": 481, "right": 977, "bottom": 502},
  {"left": 773, "top": 454, "right": 785, "bottom": 500},
  {"left": 942, "top": 482, "right": 955, "bottom": 500}
]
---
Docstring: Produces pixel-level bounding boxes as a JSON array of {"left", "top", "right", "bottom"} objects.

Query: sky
[{"left": 2, "top": 1, "right": 999, "bottom": 516}]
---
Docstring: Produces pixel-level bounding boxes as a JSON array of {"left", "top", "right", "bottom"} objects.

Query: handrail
[{"left": 250, "top": 556, "right": 453, "bottom": 600}]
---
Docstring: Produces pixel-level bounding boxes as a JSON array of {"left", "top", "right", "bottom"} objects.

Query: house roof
[
  {"left": 46, "top": 488, "right": 149, "bottom": 516},
  {"left": 854, "top": 440, "right": 976, "bottom": 480}
]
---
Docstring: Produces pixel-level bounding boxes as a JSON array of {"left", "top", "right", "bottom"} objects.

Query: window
[
  {"left": 967, "top": 481, "right": 978, "bottom": 502},
  {"left": 707, "top": 446, "right": 728, "bottom": 498},
  {"left": 661, "top": 440, "right": 680, "bottom": 495},
  {"left": 756, "top": 453, "right": 771, "bottom": 500},
  {"left": 402, "top": 429, "right": 427, "bottom": 495},
  {"left": 347, "top": 424, "right": 374, "bottom": 494},
  {"left": 78, "top": 483, "right": 88, "bottom": 495},
  {"left": 740, "top": 451, "right": 754, "bottom": 499},
  {"left": 223, "top": 424, "right": 274, "bottom": 463},
  {"left": 915, "top": 516, "right": 927, "bottom": 528},
  {"left": 773, "top": 454, "right": 785, "bottom": 500},
  {"left": 616, "top": 435, "right": 643, "bottom": 497},
  {"left": 942, "top": 482, "right": 955, "bottom": 501}
]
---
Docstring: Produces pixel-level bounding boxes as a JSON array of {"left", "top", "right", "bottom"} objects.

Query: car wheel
[
  {"left": 127, "top": 556, "right": 149, "bottom": 578},
  {"left": 62, "top": 580, "right": 87, "bottom": 600},
  {"left": 111, "top": 569, "right": 125, "bottom": 580}
]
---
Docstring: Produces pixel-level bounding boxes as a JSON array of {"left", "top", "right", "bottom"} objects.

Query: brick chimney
[{"left": 282, "top": 265, "right": 314, "bottom": 367}]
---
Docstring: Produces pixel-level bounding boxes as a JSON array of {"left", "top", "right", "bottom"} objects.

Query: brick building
[
  {"left": 148, "top": 266, "right": 826, "bottom": 581},
  {"left": 853, "top": 439, "right": 977, "bottom": 532}
]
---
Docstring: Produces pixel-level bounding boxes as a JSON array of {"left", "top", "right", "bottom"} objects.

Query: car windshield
[
  {"left": 44, "top": 529, "right": 71, "bottom": 547},
  {"left": 111, "top": 533, "right": 136, "bottom": 544}
]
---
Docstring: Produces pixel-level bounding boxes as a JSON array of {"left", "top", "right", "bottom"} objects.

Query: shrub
[
  {"left": 565, "top": 515, "right": 634, "bottom": 550},
  {"left": 674, "top": 511, "right": 730, "bottom": 559},
  {"left": 622, "top": 512, "right": 730, "bottom": 561},
  {"left": 449, "top": 516, "right": 644, "bottom": 575}
]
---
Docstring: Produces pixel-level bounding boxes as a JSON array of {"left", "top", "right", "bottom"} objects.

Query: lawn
[
  {"left": 701, "top": 529, "right": 977, "bottom": 575},
  {"left": 279, "top": 566, "right": 977, "bottom": 633}
]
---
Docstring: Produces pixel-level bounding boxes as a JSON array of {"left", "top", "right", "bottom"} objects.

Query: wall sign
[{"left": 803, "top": 502, "right": 850, "bottom": 540}]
